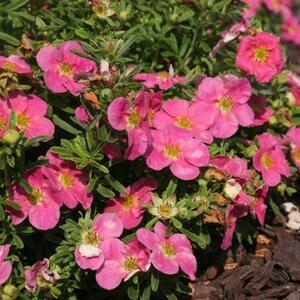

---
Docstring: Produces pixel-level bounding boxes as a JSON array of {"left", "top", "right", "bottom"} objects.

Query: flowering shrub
[{"left": 1, "top": 0, "right": 300, "bottom": 299}]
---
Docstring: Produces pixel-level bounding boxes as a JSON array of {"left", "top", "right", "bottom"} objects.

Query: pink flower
[
  {"left": 24, "top": 259, "right": 59, "bottom": 293},
  {"left": 105, "top": 178, "right": 157, "bottom": 229},
  {"left": 253, "top": 133, "right": 291, "bottom": 187},
  {"left": 194, "top": 75, "right": 254, "bottom": 138},
  {"left": 36, "top": 41, "right": 97, "bottom": 96},
  {"left": 236, "top": 32, "right": 284, "bottom": 83},
  {"left": 96, "top": 238, "right": 150, "bottom": 290},
  {"left": 288, "top": 72, "right": 300, "bottom": 106},
  {"left": 210, "top": 155, "right": 249, "bottom": 179},
  {"left": 263, "top": 0, "right": 291, "bottom": 13},
  {"left": 137, "top": 221, "right": 197, "bottom": 280},
  {"left": 286, "top": 127, "right": 300, "bottom": 169},
  {"left": 242, "top": 0, "right": 261, "bottom": 20},
  {"left": 0, "top": 244, "right": 12, "bottom": 285},
  {"left": 250, "top": 186, "right": 268, "bottom": 226},
  {"left": 248, "top": 96, "right": 273, "bottom": 126},
  {"left": 42, "top": 151, "right": 93, "bottom": 209},
  {"left": 0, "top": 55, "right": 32, "bottom": 74},
  {"left": 133, "top": 65, "right": 186, "bottom": 90},
  {"left": 146, "top": 128, "right": 210, "bottom": 180},
  {"left": 108, "top": 91, "right": 162, "bottom": 160},
  {"left": 153, "top": 99, "right": 213, "bottom": 144},
  {"left": 281, "top": 16, "right": 300, "bottom": 45},
  {"left": 75, "top": 213, "right": 123, "bottom": 271},
  {"left": 4, "top": 91, "right": 54, "bottom": 139},
  {"left": 0, "top": 101, "right": 9, "bottom": 138},
  {"left": 8, "top": 168, "right": 61, "bottom": 230}
]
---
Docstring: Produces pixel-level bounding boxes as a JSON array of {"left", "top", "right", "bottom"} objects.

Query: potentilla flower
[
  {"left": 8, "top": 168, "right": 61, "bottom": 230},
  {"left": 42, "top": 151, "right": 93, "bottom": 209},
  {"left": 148, "top": 194, "right": 180, "bottom": 219},
  {"left": 281, "top": 15, "right": 300, "bottom": 46},
  {"left": 133, "top": 65, "right": 186, "bottom": 90},
  {"left": 96, "top": 238, "right": 150, "bottom": 290},
  {"left": 253, "top": 133, "right": 291, "bottom": 187},
  {"left": 153, "top": 99, "right": 213, "bottom": 144},
  {"left": 4, "top": 91, "right": 54, "bottom": 139},
  {"left": 236, "top": 32, "right": 284, "bottom": 83},
  {"left": 263, "top": 0, "right": 291, "bottom": 13},
  {"left": 0, "top": 55, "right": 32, "bottom": 74},
  {"left": 24, "top": 259, "right": 60, "bottom": 293},
  {"left": 248, "top": 96, "right": 273, "bottom": 126},
  {"left": 105, "top": 178, "right": 157, "bottom": 229},
  {"left": 146, "top": 128, "right": 210, "bottom": 180},
  {"left": 36, "top": 41, "right": 97, "bottom": 96},
  {"left": 286, "top": 127, "right": 300, "bottom": 169},
  {"left": 242, "top": 0, "right": 261, "bottom": 20},
  {"left": 0, "top": 244, "right": 12, "bottom": 285},
  {"left": 194, "top": 75, "right": 254, "bottom": 139},
  {"left": 137, "top": 221, "right": 197, "bottom": 280},
  {"left": 107, "top": 91, "right": 162, "bottom": 160},
  {"left": 288, "top": 72, "right": 300, "bottom": 106},
  {"left": 75, "top": 213, "right": 123, "bottom": 270},
  {"left": 90, "top": 0, "right": 115, "bottom": 19}
]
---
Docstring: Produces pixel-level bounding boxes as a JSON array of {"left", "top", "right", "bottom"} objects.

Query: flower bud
[
  {"left": 1, "top": 284, "right": 19, "bottom": 300},
  {"left": 2, "top": 129, "right": 20, "bottom": 144}
]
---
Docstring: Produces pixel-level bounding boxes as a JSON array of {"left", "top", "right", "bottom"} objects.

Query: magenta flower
[
  {"left": 248, "top": 96, "right": 273, "bottom": 126},
  {"left": 146, "top": 128, "right": 210, "bottom": 180},
  {"left": 36, "top": 41, "right": 97, "bottom": 96},
  {"left": 133, "top": 65, "right": 186, "bottom": 90},
  {"left": 253, "top": 133, "right": 291, "bottom": 187},
  {"left": 153, "top": 99, "right": 213, "bottom": 144},
  {"left": 105, "top": 178, "right": 157, "bottom": 229},
  {"left": 108, "top": 91, "right": 162, "bottom": 160},
  {"left": 5, "top": 91, "right": 54, "bottom": 139},
  {"left": 0, "top": 244, "right": 12, "bottom": 285},
  {"left": 24, "top": 259, "right": 59, "bottom": 293},
  {"left": 0, "top": 55, "right": 32, "bottom": 74},
  {"left": 96, "top": 238, "right": 150, "bottom": 290},
  {"left": 281, "top": 15, "right": 300, "bottom": 46},
  {"left": 42, "top": 151, "right": 93, "bottom": 209},
  {"left": 194, "top": 75, "right": 254, "bottom": 138},
  {"left": 75, "top": 213, "right": 123, "bottom": 271},
  {"left": 8, "top": 168, "right": 61, "bottom": 230},
  {"left": 137, "top": 221, "right": 197, "bottom": 280},
  {"left": 263, "top": 0, "right": 291, "bottom": 13},
  {"left": 236, "top": 32, "right": 284, "bottom": 83},
  {"left": 286, "top": 127, "right": 300, "bottom": 169}
]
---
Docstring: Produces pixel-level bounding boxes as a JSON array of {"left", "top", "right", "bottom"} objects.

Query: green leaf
[
  {"left": 96, "top": 184, "right": 115, "bottom": 198},
  {"left": 53, "top": 115, "right": 81, "bottom": 135},
  {"left": 0, "top": 32, "right": 20, "bottom": 46},
  {"left": 127, "top": 284, "right": 139, "bottom": 300},
  {"left": 6, "top": 0, "right": 29, "bottom": 10},
  {"left": 19, "top": 178, "right": 32, "bottom": 194},
  {"left": 105, "top": 175, "right": 126, "bottom": 194},
  {"left": 1, "top": 200, "right": 20, "bottom": 210},
  {"left": 151, "top": 270, "right": 160, "bottom": 292},
  {"left": 12, "top": 233, "right": 24, "bottom": 249}
]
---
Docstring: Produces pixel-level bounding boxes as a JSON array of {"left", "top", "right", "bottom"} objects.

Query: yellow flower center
[
  {"left": 16, "top": 113, "right": 29, "bottom": 127},
  {"left": 176, "top": 117, "right": 192, "bottom": 129},
  {"left": 157, "top": 71, "right": 169, "bottom": 81},
  {"left": 273, "top": 0, "right": 280, "bottom": 8},
  {"left": 3, "top": 62, "right": 16, "bottom": 72},
  {"left": 164, "top": 144, "right": 181, "bottom": 160},
  {"left": 0, "top": 116, "right": 6, "bottom": 129},
  {"left": 218, "top": 96, "right": 233, "bottom": 113},
  {"left": 148, "top": 110, "right": 154, "bottom": 126},
  {"left": 161, "top": 243, "right": 176, "bottom": 258},
  {"left": 157, "top": 203, "right": 173, "bottom": 219},
  {"left": 123, "top": 256, "right": 139, "bottom": 273},
  {"left": 122, "top": 195, "right": 137, "bottom": 210},
  {"left": 260, "top": 153, "right": 273, "bottom": 169},
  {"left": 254, "top": 47, "right": 269, "bottom": 63},
  {"left": 251, "top": 197, "right": 259, "bottom": 208},
  {"left": 288, "top": 26, "right": 297, "bottom": 35},
  {"left": 94, "top": 0, "right": 109, "bottom": 13},
  {"left": 59, "top": 173, "right": 74, "bottom": 188},
  {"left": 127, "top": 109, "right": 141, "bottom": 128},
  {"left": 84, "top": 231, "right": 99, "bottom": 245},
  {"left": 29, "top": 188, "right": 43, "bottom": 205},
  {"left": 36, "top": 274, "right": 50, "bottom": 288},
  {"left": 293, "top": 148, "right": 300, "bottom": 162},
  {"left": 58, "top": 63, "right": 73, "bottom": 77}
]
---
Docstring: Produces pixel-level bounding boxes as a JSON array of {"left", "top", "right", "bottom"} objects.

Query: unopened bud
[{"left": 2, "top": 129, "right": 19, "bottom": 144}]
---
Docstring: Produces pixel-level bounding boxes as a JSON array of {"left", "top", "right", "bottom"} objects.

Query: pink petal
[
  {"left": 184, "top": 140, "right": 210, "bottom": 167},
  {"left": 136, "top": 228, "right": 159, "bottom": 250},
  {"left": 0, "top": 245, "right": 10, "bottom": 261},
  {"left": 74, "top": 247, "right": 104, "bottom": 270},
  {"left": 26, "top": 95, "right": 48, "bottom": 117},
  {"left": 233, "top": 104, "right": 254, "bottom": 127},
  {"left": 162, "top": 99, "right": 189, "bottom": 118},
  {"left": 176, "top": 251, "right": 197, "bottom": 280},
  {"left": 0, "top": 261, "right": 12, "bottom": 285},
  {"left": 146, "top": 149, "right": 171, "bottom": 171},
  {"left": 107, "top": 97, "right": 129, "bottom": 130},
  {"left": 210, "top": 113, "right": 238, "bottom": 139},
  {"left": 170, "top": 159, "right": 200, "bottom": 180},
  {"left": 36, "top": 45, "right": 59, "bottom": 71},
  {"left": 151, "top": 250, "right": 179, "bottom": 275},
  {"left": 44, "top": 71, "right": 67, "bottom": 93},
  {"left": 25, "top": 117, "right": 55, "bottom": 139},
  {"left": 124, "top": 128, "right": 148, "bottom": 160}
]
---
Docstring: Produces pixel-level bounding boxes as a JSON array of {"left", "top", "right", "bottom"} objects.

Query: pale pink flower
[
  {"left": 96, "top": 238, "right": 150, "bottom": 290},
  {"left": 146, "top": 128, "right": 210, "bottom": 180},
  {"left": 281, "top": 15, "right": 300, "bottom": 45},
  {"left": 24, "top": 259, "right": 59, "bottom": 293},
  {"left": 42, "top": 151, "right": 93, "bottom": 209},
  {"left": 4, "top": 91, "right": 54, "bottom": 139},
  {"left": 194, "top": 75, "right": 254, "bottom": 138},
  {"left": 0, "top": 55, "right": 32, "bottom": 74},
  {"left": 153, "top": 99, "right": 213, "bottom": 144},
  {"left": 263, "top": 0, "right": 291, "bottom": 13},
  {"left": 137, "top": 221, "right": 197, "bottom": 280},
  {"left": 75, "top": 213, "right": 123, "bottom": 271},
  {"left": 248, "top": 96, "right": 273, "bottom": 126},
  {"left": 286, "top": 127, "right": 300, "bottom": 169},
  {"left": 0, "top": 244, "right": 12, "bottom": 285},
  {"left": 105, "top": 178, "right": 157, "bottom": 229},
  {"left": 241, "top": 0, "right": 261, "bottom": 20},
  {"left": 133, "top": 65, "right": 186, "bottom": 90},
  {"left": 253, "top": 133, "right": 291, "bottom": 187},
  {"left": 36, "top": 41, "right": 97, "bottom": 96},
  {"left": 236, "top": 32, "right": 284, "bottom": 83},
  {"left": 8, "top": 168, "right": 61, "bottom": 230}
]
